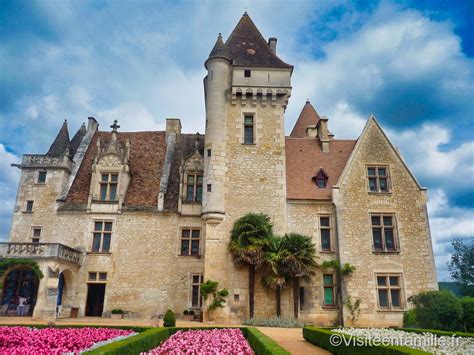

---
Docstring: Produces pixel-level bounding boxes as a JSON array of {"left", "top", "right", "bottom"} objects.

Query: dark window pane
[
  {"left": 92, "top": 234, "right": 101, "bottom": 252},
  {"left": 389, "top": 276, "right": 399, "bottom": 286},
  {"left": 371, "top": 216, "right": 381, "bottom": 226},
  {"left": 181, "top": 240, "right": 189, "bottom": 255},
  {"left": 244, "top": 115, "right": 253, "bottom": 124},
  {"left": 95, "top": 222, "right": 103, "bottom": 231},
  {"left": 192, "top": 285, "right": 200, "bottom": 307},
  {"left": 367, "top": 168, "right": 376, "bottom": 176},
  {"left": 373, "top": 228, "right": 383, "bottom": 250},
  {"left": 207, "top": 149, "right": 211, "bottom": 157},
  {"left": 207, "top": 184, "right": 212, "bottom": 192},
  {"left": 99, "top": 273, "right": 107, "bottom": 281},
  {"left": 102, "top": 233, "right": 111, "bottom": 252},
  {"left": 192, "top": 275, "right": 201, "bottom": 284},
  {"left": 378, "top": 168, "right": 386, "bottom": 176},
  {"left": 385, "top": 228, "right": 395, "bottom": 251},
  {"left": 182, "top": 229, "right": 190, "bottom": 238},
  {"left": 244, "top": 125, "right": 254, "bottom": 144},
  {"left": 88, "top": 272, "right": 97, "bottom": 281},
  {"left": 197, "top": 175, "right": 203, "bottom": 184},
  {"left": 104, "top": 222, "right": 112, "bottom": 231},
  {"left": 111, "top": 174, "right": 118, "bottom": 182},
  {"left": 101, "top": 174, "right": 109, "bottom": 182},
  {"left": 187, "top": 175, "right": 195, "bottom": 184},
  {"left": 244, "top": 70, "right": 251, "bottom": 78},
  {"left": 109, "top": 184, "right": 117, "bottom": 201},
  {"left": 38, "top": 171, "right": 47, "bottom": 183},
  {"left": 196, "top": 186, "right": 202, "bottom": 202},
  {"left": 369, "top": 177, "right": 378, "bottom": 191},
  {"left": 191, "top": 230, "right": 200, "bottom": 238},
  {"left": 378, "top": 289, "right": 389, "bottom": 307},
  {"left": 380, "top": 178, "right": 388, "bottom": 192},
  {"left": 191, "top": 240, "right": 200, "bottom": 255},
  {"left": 186, "top": 186, "right": 194, "bottom": 202},
  {"left": 100, "top": 184, "right": 107, "bottom": 200},
  {"left": 324, "top": 287, "right": 334, "bottom": 305},
  {"left": 391, "top": 289, "right": 401, "bottom": 307},
  {"left": 33, "top": 229, "right": 41, "bottom": 237},
  {"left": 383, "top": 216, "right": 393, "bottom": 226},
  {"left": 32, "top": 238, "right": 40, "bottom": 244},
  {"left": 320, "top": 217, "right": 330, "bottom": 227},
  {"left": 26, "top": 201, "right": 34, "bottom": 212},
  {"left": 321, "top": 230, "right": 331, "bottom": 251},
  {"left": 377, "top": 276, "right": 387, "bottom": 286},
  {"left": 323, "top": 274, "right": 333, "bottom": 285},
  {"left": 317, "top": 178, "right": 326, "bottom": 188}
]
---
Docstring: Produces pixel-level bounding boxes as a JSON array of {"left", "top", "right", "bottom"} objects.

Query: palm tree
[
  {"left": 280, "top": 233, "right": 318, "bottom": 319},
  {"left": 229, "top": 213, "right": 273, "bottom": 319},
  {"left": 262, "top": 235, "right": 287, "bottom": 317}
]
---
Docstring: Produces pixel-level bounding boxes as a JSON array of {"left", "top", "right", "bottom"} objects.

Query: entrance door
[{"left": 85, "top": 283, "right": 105, "bottom": 317}]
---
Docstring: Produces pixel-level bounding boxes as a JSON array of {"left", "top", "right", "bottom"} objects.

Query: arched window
[{"left": 313, "top": 169, "right": 328, "bottom": 188}]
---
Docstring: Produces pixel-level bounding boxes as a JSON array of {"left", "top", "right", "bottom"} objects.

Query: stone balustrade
[
  {"left": 18, "top": 154, "right": 73, "bottom": 171},
  {"left": 0, "top": 243, "right": 82, "bottom": 265}
]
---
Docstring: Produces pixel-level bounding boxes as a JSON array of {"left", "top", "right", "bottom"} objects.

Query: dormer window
[
  {"left": 313, "top": 169, "right": 328, "bottom": 188},
  {"left": 185, "top": 174, "right": 203, "bottom": 203},
  {"left": 100, "top": 173, "right": 118, "bottom": 201}
]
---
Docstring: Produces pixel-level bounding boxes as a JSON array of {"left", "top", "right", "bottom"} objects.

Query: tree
[
  {"left": 261, "top": 235, "right": 288, "bottom": 317},
  {"left": 229, "top": 213, "right": 273, "bottom": 318},
  {"left": 448, "top": 238, "right": 474, "bottom": 296},
  {"left": 279, "top": 233, "right": 318, "bottom": 319}
]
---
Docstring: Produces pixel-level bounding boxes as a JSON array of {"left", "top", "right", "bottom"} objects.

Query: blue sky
[{"left": 0, "top": 0, "right": 472, "bottom": 280}]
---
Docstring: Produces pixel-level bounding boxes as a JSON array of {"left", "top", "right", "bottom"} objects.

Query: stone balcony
[{"left": 0, "top": 243, "right": 83, "bottom": 266}]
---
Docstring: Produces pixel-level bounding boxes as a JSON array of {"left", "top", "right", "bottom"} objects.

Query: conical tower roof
[
  {"left": 290, "top": 100, "right": 321, "bottom": 138},
  {"left": 224, "top": 12, "right": 292, "bottom": 69},
  {"left": 47, "top": 120, "right": 72, "bottom": 157},
  {"left": 206, "top": 33, "right": 232, "bottom": 66}
]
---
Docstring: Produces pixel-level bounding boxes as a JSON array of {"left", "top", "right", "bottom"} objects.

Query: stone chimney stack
[
  {"left": 166, "top": 118, "right": 182, "bottom": 140},
  {"left": 87, "top": 117, "right": 99, "bottom": 133},
  {"left": 317, "top": 116, "right": 330, "bottom": 153},
  {"left": 268, "top": 37, "right": 277, "bottom": 54}
]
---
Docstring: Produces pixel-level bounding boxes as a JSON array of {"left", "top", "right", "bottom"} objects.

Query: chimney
[
  {"left": 166, "top": 118, "right": 182, "bottom": 140},
  {"left": 317, "top": 116, "right": 330, "bottom": 153},
  {"left": 87, "top": 117, "right": 99, "bottom": 133},
  {"left": 268, "top": 37, "right": 277, "bottom": 54}
]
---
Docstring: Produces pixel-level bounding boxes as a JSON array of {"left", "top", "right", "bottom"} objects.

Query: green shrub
[
  {"left": 244, "top": 328, "right": 290, "bottom": 355},
  {"left": 461, "top": 297, "right": 474, "bottom": 332},
  {"left": 243, "top": 317, "right": 303, "bottom": 328},
  {"left": 403, "top": 309, "right": 418, "bottom": 328},
  {"left": 401, "top": 328, "right": 474, "bottom": 338},
  {"left": 163, "top": 309, "right": 176, "bottom": 327},
  {"left": 303, "top": 326, "right": 428, "bottom": 354},
  {"left": 409, "top": 290, "right": 463, "bottom": 331},
  {"left": 189, "top": 310, "right": 195, "bottom": 315},
  {"left": 183, "top": 310, "right": 189, "bottom": 315},
  {"left": 85, "top": 328, "right": 169, "bottom": 354},
  {"left": 111, "top": 309, "right": 124, "bottom": 314}
]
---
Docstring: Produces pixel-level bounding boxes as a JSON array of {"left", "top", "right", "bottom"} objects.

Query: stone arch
[
  {"left": 57, "top": 268, "right": 75, "bottom": 307},
  {"left": 1, "top": 266, "right": 40, "bottom": 316}
]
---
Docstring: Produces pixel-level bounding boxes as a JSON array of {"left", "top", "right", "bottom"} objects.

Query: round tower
[{"left": 202, "top": 34, "right": 232, "bottom": 223}]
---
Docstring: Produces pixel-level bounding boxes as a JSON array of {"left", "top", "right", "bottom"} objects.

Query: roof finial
[
  {"left": 306, "top": 99, "right": 310, "bottom": 104},
  {"left": 243, "top": 8, "right": 248, "bottom": 16},
  {"left": 194, "top": 132, "right": 200, "bottom": 151},
  {"left": 110, "top": 120, "right": 120, "bottom": 133}
]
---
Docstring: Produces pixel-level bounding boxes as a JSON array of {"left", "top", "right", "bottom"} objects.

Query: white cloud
[{"left": 0, "top": 144, "right": 20, "bottom": 241}]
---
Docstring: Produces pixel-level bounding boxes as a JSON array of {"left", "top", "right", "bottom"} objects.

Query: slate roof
[
  {"left": 47, "top": 120, "right": 72, "bottom": 157},
  {"left": 290, "top": 101, "right": 321, "bottom": 138},
  {"left": 207, "top": 34, "right": 232, "bottom": 65},
  {"left": 63, "top": 131, "right": 166, "bottom": 209},
  {"left": 70, "top": 124, "right": 87, "bottom": 158},
  {"left": 285, "top": 138, "right": 356, "bottom": 200},
  {"left": 220, "top": 12, "right": 293, "bottom": 69}
]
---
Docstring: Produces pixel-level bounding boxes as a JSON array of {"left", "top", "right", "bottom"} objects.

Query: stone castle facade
[{"left": 1, "top": 13, "right": 437, "bottom": 326}]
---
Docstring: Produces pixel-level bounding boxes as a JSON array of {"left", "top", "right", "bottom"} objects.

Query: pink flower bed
[
  {"left": 146, "top": 328, "right": 254, "bottom": 355},
  {"left": 0, "top": 326, "right": 134, "bottom": 354}
]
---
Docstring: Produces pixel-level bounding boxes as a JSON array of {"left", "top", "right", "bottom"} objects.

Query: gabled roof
[
  {"left": 286, "top": 138, "right": 356, "bottom": 200},
  {"left": 290, "top": 100, "right": 320, "bottom": 138},
  {"left": 224, "top": 12, "right": 293, "bottom": 69},
  {"left": 47, "top": 120, "right": 71, "bottom": 157}
]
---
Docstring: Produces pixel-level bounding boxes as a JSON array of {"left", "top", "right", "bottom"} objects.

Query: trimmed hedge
[
  {"left": 246, "top": 327, "right": 290, "bottom": 355},
  {"left": 84, "top": 326, "right": 289, "bottom": 354},
  {"left": 303, "top": 326, "right": 429, "bottom": 354},
  {"left": 401, "top": 327, "right": 474, "bottom": 339},
  {"left": 85, "top": 328, "right": 169, "bottom": 354}
]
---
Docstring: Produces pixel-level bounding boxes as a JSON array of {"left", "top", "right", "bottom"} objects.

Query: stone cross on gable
[{"left": 110, "top": 120, "right": 120, "bottom": 132}]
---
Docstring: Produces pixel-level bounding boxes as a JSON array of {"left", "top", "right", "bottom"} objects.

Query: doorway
[{"left": 85, "top": 283, "right": 105, "bottom": 317}]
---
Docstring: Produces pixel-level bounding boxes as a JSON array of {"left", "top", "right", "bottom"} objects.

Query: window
[
  {"left": 180, "top": 228, "right": 201, "bottom": 256},
  {"left": 368, "top": 166, "right": 390, "bottom": 192},
  {"left": 99, "top": 173, "right": 118, "bottom": 201},
  {"left": 207, "top": 184, "right": 212, "bottom": 192},
  {"left": 191, "top": 274, "right": 204, "bottom": 307},
  {"left": 26, "top": 200, "right": 34, "bottom": 212},
  {"left": 244, "top": 69, "right": 251, "bottom": 77},
  {"left": 32, "top": 228, "right": 41, "bottom": 243},
  {"left": 376, "top": 274, "right": 402, "bottom": 309},
  {"left": 92, "top": 221, "right": 112, "bottom": 253},
  {"left": 207, "top": 149, "right": 211, "bottom": 157},
  {"left": 244, "top": 115, "right": 254, "bottom": 144},
  {"left": 313, "top": 170, "right": 328, "bottom": 188},
  {"left": 299, "top": 287, "right": 305, "bottom": 311},
  {"left": 234, "top": 294, "right": 240, "bottom": 302},
  {"left": 38, "top": 171, "right": 47, "bottom": 183},
  {"left": 320, "top": 216, "right": 332, "bottom": 251},
  {"left": 185, "top": 174, "right": 203, "bottom": 203},
  {"left": 371, "top": 214, "right": 399, "bottom": 252},
  {"left": 323, "top": 274, "right": 336, "bottom": 307},
  {"left": 88, "top": 272, "right": 107, "bottom": 282}
]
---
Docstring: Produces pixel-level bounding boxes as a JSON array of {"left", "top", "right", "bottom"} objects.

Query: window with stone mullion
[{"left": 376, "top": 274, "right": 402, "bottom": 309}]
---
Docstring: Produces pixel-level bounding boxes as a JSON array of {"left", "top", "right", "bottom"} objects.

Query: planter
[{"left": 111, "top": 313, "right": 124, "bottom": 319}]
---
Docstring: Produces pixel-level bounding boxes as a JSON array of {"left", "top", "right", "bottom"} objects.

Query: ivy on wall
[{"left": 0, "top": 258, "right": 44, "bottom": 280}]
